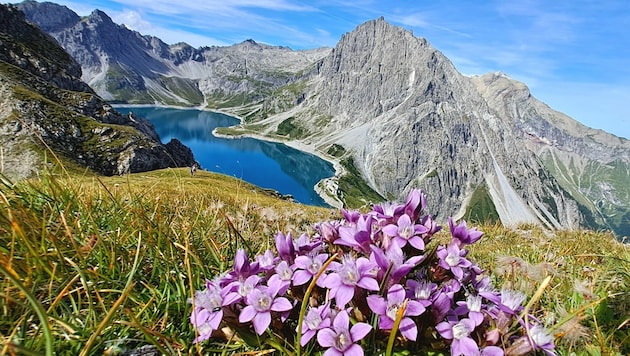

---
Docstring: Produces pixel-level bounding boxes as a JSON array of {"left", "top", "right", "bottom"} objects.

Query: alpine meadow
[{"left": 1, "top": 1, "right": 629, "bottom": 355}]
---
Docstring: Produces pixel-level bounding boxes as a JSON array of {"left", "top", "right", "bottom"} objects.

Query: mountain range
[{"left": 13, "top": 1, "right": 630, "bottom": 237}]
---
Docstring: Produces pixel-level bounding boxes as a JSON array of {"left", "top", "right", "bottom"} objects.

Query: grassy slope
[{"left": 0, "top": 168, "right": 628, "bottom": 355}]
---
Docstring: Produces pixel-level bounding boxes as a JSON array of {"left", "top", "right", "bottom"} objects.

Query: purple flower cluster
[{"left": 190, "top": 189, "right": 557, "bottom": 355}]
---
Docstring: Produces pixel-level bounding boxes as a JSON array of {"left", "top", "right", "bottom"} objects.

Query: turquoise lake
[{"left": 116, "top": 106, "right": 335, "bottom": 207}]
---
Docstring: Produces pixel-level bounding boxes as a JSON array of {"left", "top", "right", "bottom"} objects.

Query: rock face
[
  {"left": 0, "top": 3, "right": 195, "bottom": 180},
  {"left": 253, "top": 18, "right": 630, "bottom": 236},
  {"left": 17, "top": 1, "right": 330, "bottom": 107}
]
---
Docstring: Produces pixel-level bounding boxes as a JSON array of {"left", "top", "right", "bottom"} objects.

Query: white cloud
[{"left": 113, "top": 9, "right": 152, "bottom": 33}]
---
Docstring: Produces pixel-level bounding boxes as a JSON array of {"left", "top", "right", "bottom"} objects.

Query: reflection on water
[{"left": 117, "top": 106, "right": 334, "bottom": 206}]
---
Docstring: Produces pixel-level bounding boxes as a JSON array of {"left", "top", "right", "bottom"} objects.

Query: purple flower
[
  {"left": 275, "top": 231, "right": 296, "bottom": 263},
  {"left": 222, "top": 274, "right": 261, "bottom": 305},
  {"left": 299, "top": 303, "right": 331, "bottom": 346},
  {"left": 226, "top": 249, "right": 254, "bottom": 281},
  {"left": 506, "top": 325, "right": 555, "bottom": 356},
  {"left": 437, "top": 242, "right": 472, "bottom": 280},
  {"left": 403, "top": 189, "right": 426, "bottom": 222},
  {"left": 341, "top": 209, "right": 361, "bottom": 224},
  {"left": 371, "top": 201, "right": 405, "bottom": 225},
  {"left": 382, "top": 214, "right": 428, "bottom": 250},
  {"left": 189, "top": 282, "right": 224, "bottom": 343},
  {"left": 421, "top": 215, "right": 442, "bottom": 237},
  {"left": 325, "top": 255, "right": 379, "bottom": 306},
  {"left": 267, "top": 260, "right": 294, "bottom": 295},
  {"left": 370, "top": 243, "right": 424, "bottom": 285},
  {"left": 255, "top": 249, "right": 277, "bottom": 272},
  {"left": 336, "top": 214, "right": 374, "bottom": 254},
  {"left": 431, "top": 280, "right": 461, "bottom": 321},
  {"left": 436, "top": 318, "right": 480, "bottom": 356},
  {"left": 455, "top": 294, "right": 485, "bottom": 326},
  {"left": 294, "top": 232, "right": 322, "bottom": 255},
  {"left": 317, "top": 221, "right": 340, "bottom": 243},
  {"left": 317, "top": 310, "right": 371, "bottom": 356},
  {"left": 529, "top": 324, "right": 556, "bottom": 355},
  {"left": 293, "top": 252, "right": 329, "bottom": 287},
  {"left": 239, "top": 283, "right": 293, "bottom": 335},
  {"left": 406, "top": 279, "right": 437, "bottom": 302},
  {"left": 497, "top": 287, "right": 526, "bottom": 315},
  {"left": 449, "top": 217, "right": 483, "bottom": 247},
  {"left": 366, "top": 284, "right": 425, "bottom": 341}
]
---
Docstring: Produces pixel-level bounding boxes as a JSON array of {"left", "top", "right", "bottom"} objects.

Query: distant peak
[{"left": 89, "top": 9, "right": 112, "bottom": 21}]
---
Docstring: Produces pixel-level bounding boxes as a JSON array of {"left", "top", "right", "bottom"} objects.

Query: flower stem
[{"left": 295, "top": 251, "right": 340, "bottom": 356}]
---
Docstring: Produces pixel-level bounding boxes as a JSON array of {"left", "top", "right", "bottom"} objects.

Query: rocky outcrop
[{"left": 0, "top": 3, "right": 195, "bottom": 180}]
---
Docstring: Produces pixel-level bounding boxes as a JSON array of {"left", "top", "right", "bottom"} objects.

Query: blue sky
[{"left": 12, "top": 0, "right": 630, "bottom": 139}]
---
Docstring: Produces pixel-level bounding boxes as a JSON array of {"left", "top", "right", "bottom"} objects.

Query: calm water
[{"left": 116, "top": 106, "right": 335, "bottom": 206}]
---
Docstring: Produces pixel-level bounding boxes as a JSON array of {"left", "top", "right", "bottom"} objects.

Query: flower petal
[
  {"left": 239, "top": 305, "right": 256, "bottom": 323},
  {"left": 387, "top": 284, "right": 405, "bottom": 303},
  {"left": 453, "top": 336, "right": 480, "bottom": 356},
  {"left": 252, "top": 311, "right": 271, "bottom": 335},
  {"left": 366, "top": 295, "right": 387, "bottom": 314},
  {"left": 317, "top": 328, "right": 337, "bottom": 348},
  {"left": 350, "top": 322, "right": 372, "bottom": 341},
  {"left": 334, "top": 285, "right": 355, "bottom": 306},
  {"left": 399, "top": 317, "right": 418, "bottom": 341},
  {"left": 271, "top": 297, "right": 293, "bottom": 312},
  {"left": 435, "top": 321, "right": 453, "bottom": 339},
  {"left": 333, "top": 310, "right": 350, "bottom": 331},
  {"left": 357, "top": 277, "right": 379, "bottom": 291},
  {"left": 408, "top": 236, "right": 425, "bottom": 250},
  {"left": 344, "top": 343, "right": 365, "bottom": 356},
  {"left": 405, "top": 300, "right": 426, "bottom": 317}
]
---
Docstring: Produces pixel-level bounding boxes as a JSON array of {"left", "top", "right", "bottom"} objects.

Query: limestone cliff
[
  {"left": 0, "top": 3, "right": 195, "bottom": 180},
  {"left": 250, "top": 18, "right": 629, "bottom": 235}
]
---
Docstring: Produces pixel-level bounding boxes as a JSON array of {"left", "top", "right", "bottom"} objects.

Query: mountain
[
  {"left": 17, "top": 1, "right": 630, "bottom": 237},
  {"left": 0, "top": 3, "right": 195, "bottom": 180},
  {"left": 249, "top": 18, "right": 630, "bottom": 236},
  {"left": 16, "top": 0, "right": 330, "bottom": 108}
]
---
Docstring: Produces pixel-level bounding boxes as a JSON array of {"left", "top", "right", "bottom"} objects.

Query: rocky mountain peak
[{"left": 16, "top": 0, "right": 79, "bottom": 32}]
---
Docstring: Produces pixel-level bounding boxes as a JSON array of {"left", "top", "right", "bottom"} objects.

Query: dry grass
[{"left": 0, "top": 168, "right": 628, "bottom": 355}]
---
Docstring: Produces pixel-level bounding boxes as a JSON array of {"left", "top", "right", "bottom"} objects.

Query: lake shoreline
[{"left": 114, "top": 104, "right": 343, "bottom": 208}]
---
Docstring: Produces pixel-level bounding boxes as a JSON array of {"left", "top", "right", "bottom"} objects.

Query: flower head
[
  {"left": 299, "top": 303, "right": 331, "bottom": 346},
  {"left": 437, "top": 242, "right": 472, "bottom": 280},
  {"left": 449, "top": 218, "right": 483, "bottom": 247},
  {"left": 382, "top": 214, "right": 428, "bottom": 250},
  {"left": 293, "top": 252, "right": 329, "bottom": 287},
  {"left": 325, "top": 255, "right": 379, "bottom": 306},
  {"left": 239, "top": 283, "right": 293, "bottom": 335},
  {"left": 336, "top": 214, "right": 374, "bottom": 254},
  {"left": 275, "top": 231, "right": 296, "bottom": 263},
  {"left": 371, "top": 243, "right": 424, "bottom": 285},
  {"left": 317, "top": 310, "right": 371, "bottom": 356},
  {"left": 403, "top": 189, "right": 427, "bottom": 222},
  {"left": 367, "top": 284, "right": 425, "bottom": 341},
  {"left": 436, "top": 318, "right": 480, "bottom": 356},
  {"left": 189, "top": 282, "right": 224, "bottom": 343}
]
